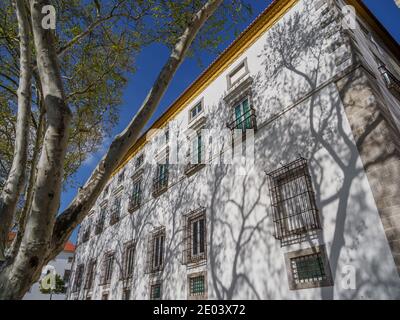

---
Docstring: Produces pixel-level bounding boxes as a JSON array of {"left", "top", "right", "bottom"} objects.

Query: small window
[
  {"left": 188, "top": 272, "right": 207, "bottom": 299},
  {"left": 63, "top": 269, "right": 71, "bottom": 284},
  {"left": 123, "top": 242, "right": 135, "bottom": 279},
  {"left": 150, "top": 282, "right": 162, "bottom": 300},
  {"left": 146, "top": 228, "right": 166, "bottom": 273},
  {"left": 95, "top": 207, "right": 106, "bottom": 234},
  {"left": 152, "top": 150, "right": 169, "bottom": 197},
  {"left": 85, "top": 259, "right": 96, "bottom": 290},
  {"left": 227, "top": 60, "right": 248, "bottom": 88},
  {"left": 135, "top": 154, "right": 144, "bottom": 169},
  {"left": 190, "top": 101, "right": 203, "bottom": 121},
  {"left": 67, "top": 256, "right": 73, "bottom": 263},
  {"left": 101, "top": 252, "right": 114, "bottom": 285},
  {"left": 285, "top": 246, "right": 333, "bottom": 290}
]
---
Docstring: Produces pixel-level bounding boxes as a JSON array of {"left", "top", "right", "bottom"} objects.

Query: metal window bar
[
  {"left": 123, "top": 243, "right": 135, "bottom": 279},
  {"left": 152, "top": 165, "right": 169, "bottom": 196},
  {"left": 129, "top": 180, "right": 142, "bottom": 212},
  {"left": 267, "top": 158, "right": 320, "bottom": 241},
  {"left": 291, "top": 252, "right": 327, "bottom": 284},
  {"left": 150, "top": 283, "right": 161, "bottom": 300},
  {"left": 189, "top": 275, "right": 205, "bottom": 296},
  {"left": 146, "top": 228, "right": 166, "bottom": 274},
  {"left": 84, "top": 259, "right": 96, "bottom": 290},
  {"left": 183, "top": 210, "right": 207, "bottom": 265},
  {"left": 227, "top": 107, "right": 257, "bottom": 132}
]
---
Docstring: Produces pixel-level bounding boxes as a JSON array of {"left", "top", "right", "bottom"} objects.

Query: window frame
[
  {"left": 101, "top": 252, "right": 115, "bottom": 285},
  {"left": 149, "top": 281, "right": 162, "bottom": 300},
  {"left": 189, "top": 98, "right": 204, "bottom": 122},
  {"left": 285, "top": 245, "right": 333, "bottom": 290},
  {"left": 183, "top": 209, "right": 207, "bottom": 265},
  {"left": 188, "top": 271, "right": 207, "bottom": 300},
  {"left": 123, "top": 241, "right": 136, "bottom": 279},
  {"left": 84, "top": 259, "right": 97, "bottom": 290},
  {"left": 227, "top": 59, "right": 249, "bottom": 89}
]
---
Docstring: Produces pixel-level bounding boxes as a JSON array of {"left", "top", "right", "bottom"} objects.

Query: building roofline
[{"left": 112, "top": 0, "right": 399, "bottom": 175}]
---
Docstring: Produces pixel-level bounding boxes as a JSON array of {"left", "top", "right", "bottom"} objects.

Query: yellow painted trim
[
  {"left": 112, "top": 0, "right": 399, "bottom": 176},
  {"left": 112, "top": 0, "right": 299, "bottom": 175}
]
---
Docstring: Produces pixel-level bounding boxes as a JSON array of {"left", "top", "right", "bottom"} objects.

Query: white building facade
[{"left": 68, "top": 0, "right": 400, "bottom": 300}]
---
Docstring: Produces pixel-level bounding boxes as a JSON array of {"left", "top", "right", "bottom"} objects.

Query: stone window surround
[
  {"left": 284, "top": 245, "right": 333, "bottom": 290},
  {"left": 187, "top": 271, "right": 208, "bottom": 300}
]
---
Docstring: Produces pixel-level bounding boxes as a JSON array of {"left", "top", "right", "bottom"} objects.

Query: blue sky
[{"left": 62, "top": 0, "right": 400, "bottom": 243}]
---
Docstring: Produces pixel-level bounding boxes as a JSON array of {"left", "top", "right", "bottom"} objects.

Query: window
[
  {"left": 122, "top": 288, "right": 131, "bottom": 300},
  {"left": 227, "top": 60, "right": 248, "bottom": 88},
  {"left": 152, "top": 151, "right": 169, "bottom": 197},
  {"left": 85, "top": 259, "right": 96, "bottom": 290},
  {"left": 73, "top": 264, "right": 84, "bottom": 292},
  {"left": 184, "top": 210, "right": 206, "bottom": 264},
  {"left": 67, "top": 256, "right": 73, "bottom": 263},
  {"left": 267, "top": 158, "right": 320, "bottom": 244},
  {"left": 150, "top": 282, "right": 162, "bottom": 300},
  {"left": 185, "top": 131, "right": 205, "bottom": 176},
  {"left": 101, "top": 252, "right": 114, "bottom": 285},
  {"left": 82, "top": 220, "right": 91, "bottom": 243},
  {"left": 146, "top": 228, "right": 165, "bottom": 273},
  {"left": 188, "top": 272, "right": 207, "bottom": 299},
  {"left": 285, "top": 245, "right": 333, "bottom": 290},
  {"left": 233, "top": 97, "right": 255, "bottom": 131},
  {"left": 63, "top": 269, "right": 71, "bottom": 284},
  {"left": 110, "top": 197, "right": 121, "bottom": 225},
  {"left": 129, "top": 179, "right": 142, "bottom": 212},
  {"left": 95, "top": 207, "right": 106, "bottom": 234},
  {"left": 190, "top": 101, "right": 203, "bottom": 121},
  {"left": 165, "top": 129, "right": 169, "bottom": 143},
  {"left": 135, "top": 154, "right": 144, "bottom": 169},
  {"left": 123, "top": 242, "right": 135, "bottom": 279},
  {"left": 117, "top": 169, "right": 125, "bottom": 184}
]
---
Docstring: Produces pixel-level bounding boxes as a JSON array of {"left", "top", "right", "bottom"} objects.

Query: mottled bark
[
  {"left": 0, "top": 0, "right": 71, "bottom": 299},
  {"left": 0, "top": 0, "right": 32, "bottom": 262}
]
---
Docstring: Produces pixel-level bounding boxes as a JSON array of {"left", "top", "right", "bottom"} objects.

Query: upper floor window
[
  {"left": 110, "top": 196, "right": 122, "bottom": 225},
  {"left": 227, "top": 96, "right": 257, "bottom": 132},
  {"left": 101, "top": 252, "right": 114, "bottom": 285},
  {"left": 95, "top": 207, "right": 107, "bottom": 235},
  {"left": 82, "top": 220, "right": 91, "bottom": 243},
  {"left": 188, "top": 272, "right": 207, "bottom": 299},
  {"left": 146, "top": 228, "right": 165, "bottom": 273},
  {"left": 184, "top": 210, "right": 206, "bottom": 265},
  {"left": 152, "top": 150, "right": 169, "bottom": 197},
  {"left": 150, "top": 282, "right": 162, "bottom": 300},
  {"left": 129, "top": 179, "right": 142, "bottom": 212},
  {"left": 185, "top": 130, "right": 205, "bottom": 176},
  {"left": 117, "top": 169, "right": 125, "bottom": 184},
  {"left": 123, "top": 242, "right": 136, "bottom": 279},
  {"left": 189, "top": 101, "right": 203, "bottom": 121},
  {"left": 227, "top": 59, "right": 248, "bottom": 88},
  {"left": 135, "top": 154, "right": 144, "bottom": 170},
  {"left": 267, "top": 158, "right": 321, "bottom": 245},
  {"left": 103, "top": 185, "right": 110, "bottom": 198}
]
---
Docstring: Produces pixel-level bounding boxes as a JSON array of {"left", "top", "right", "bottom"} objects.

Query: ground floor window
[
  {"left": 285, "top": 245, "right": 333, "bottom": 290},
  {"left": 188, "top": 272, "right": 207, "bottom": 299}
]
